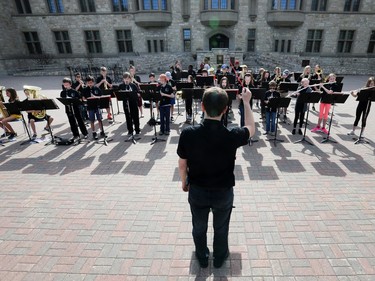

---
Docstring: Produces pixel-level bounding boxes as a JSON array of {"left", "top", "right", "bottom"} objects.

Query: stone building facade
[{"left": 0, "top": 0, "right": 374, "bottom": 76}]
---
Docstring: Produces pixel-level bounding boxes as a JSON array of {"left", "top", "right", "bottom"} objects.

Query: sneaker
[
  {"left": 214, "top": 251, "right": 229, "bottom": 268},
  {"left": 44, "top": 127, "right": 51, "bottom": 133},
  {"left": 321, "top": 128, "right": 329, "bottom": 134},
  {"left": 31, "top": 134, "right": 37, "bottom": 140},
  {"left": 127, "top": 132, "right": 133, "bottom": 136},
  {"left": 298, "top": 128, "right": 303, "bottom": 135},
  {"left": 164, "top": 131, "right": 170, "bottom": 135},
  {"left": 159, "top": 131, "right": 164, "bottom": 136},
  {"left": 311, "top": 126, "right": 321, "bottom": 133},
  {"left": 312, "top": 105, "right": 316, "bottom": 111},
  {"left": 263, "top": 131, "right": 269, "bottom": 135},
  {"left": 93, "top": 132, "right": 98, "bottom": 140},
  {"left": 347, "top": 130, "right": 355, "bottom": 135},
  {"left": 100, "top": 131, "right": 106, "bottom": 138},
  {"left": 8, "top": 133, "right": 16, "bottom": 140},
  {"left": 83, "top": 134, "right": 88, "bottom": 139},
  {"left": 292, "top": 129, "right": 296, "bottom": 135},
  {"left": 107, "top": 113, "right": 113, "bottom": 120}
]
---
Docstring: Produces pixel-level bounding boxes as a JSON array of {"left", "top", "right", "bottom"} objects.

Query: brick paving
[{"left": 0, "top": 75, "right": 374, "bottom": 281}]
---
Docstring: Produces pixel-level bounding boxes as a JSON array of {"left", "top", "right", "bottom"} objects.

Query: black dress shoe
[
  {"left": 292, "top": 128, "right": 296, "bottom": 135},
  {"left": 298, "top": 128, "right": 303, "bottom": 135},
  {"left": 196, "top": 248, "right": 210, "bottom": 268},
  {"left": 214, "top": 251, "right": 229, "bottom": 268}
]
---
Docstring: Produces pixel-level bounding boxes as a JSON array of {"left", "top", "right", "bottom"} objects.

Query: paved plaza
[{"left": 0, "top": 75, "right": 374, "bottom": 281}]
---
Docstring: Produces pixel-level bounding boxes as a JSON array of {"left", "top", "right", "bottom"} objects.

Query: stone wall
[{"left": 0, "top": 0, "right": 374, "bottom": 76}]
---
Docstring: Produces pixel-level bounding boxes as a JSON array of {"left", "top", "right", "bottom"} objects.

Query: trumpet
[{"left": 316, "top": 69, "right": 323, "bottom": 76}]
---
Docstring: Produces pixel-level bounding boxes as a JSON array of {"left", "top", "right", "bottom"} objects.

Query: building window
[
  {"left": 147, "top": 39, "right": 165, "bottom": 53},
  {"left": 47, "top": 0, "right": 64, "bottom": 13},
  {"left": 183, "top": 29, "right": 191, "bottom": 52},
  {"left": 15, "top": 0, "right": 32, "bottom": 14},
  {"left": 367, "top": 30, "right": 375, "bottom": 54},
  {"left": 272, "top": 0, "right": 299, "bottom": 10},
  {"left": 344, "top": 0, "right": 360, "bottom": 12},
  {"left": 85, "top": 30, "right": 102, "bottom": 53},
  {"left": 116, "top": 30, "right": 133, "bottom": 53},
  {"left": 23, "top": 32, "right": 42, "bottom": 54},
  {"left": 274, "top": 39, "right": 291, "bottom": 53},
  {"left": 337, "top": 30, "right": 355, "bottom": 53},
  {"left": 311, "top": 0, "right": 327, "bottom": 11},
  {"left": 79, "top": 0, "right": 96, "bottom": 12},
  {"left": 247, "top": 29, "right": 256, "bottom": 52},
  {"left": 112, "top": 0, "right": 128, "bottom": 11},
  {"left": 141, "top": 0, "right": 167, "bottom": 10},
  {"left": 305, "top": 29, "right": 323, "bottom": 53},
  {"left": 203, "top": 0, "right": 235, "bottom": 10},
  {"left": 54, "top": 31, "right": 72, "bottom": 54}
]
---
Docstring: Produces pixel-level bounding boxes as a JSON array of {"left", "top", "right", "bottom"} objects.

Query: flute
[{"left": 287, "top": 82, "right": 334, "bottom": 97}]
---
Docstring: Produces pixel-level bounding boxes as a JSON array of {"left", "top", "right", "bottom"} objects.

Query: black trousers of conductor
[
  {"left": 67, "top": 106, "right": 88, "bottom": 137},
  {"left": 123, "top": 98, "right": 140, "bottom": 134}
]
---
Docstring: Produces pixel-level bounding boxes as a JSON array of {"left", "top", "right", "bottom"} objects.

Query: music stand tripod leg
[
  {"left": 321, "top": 105, "right": 337, "bottom": 144},
  {"left": 20, "top": 114, "right": 36, "bottom": 145}
]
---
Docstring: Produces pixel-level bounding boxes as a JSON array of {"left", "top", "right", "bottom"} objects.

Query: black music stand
[
  {"left": 266, "top": 97, "right": 291, "bottom": 146},
  {"left": 293, "top": 72, "right": 302, "bottom": 81},
  {"left": 86, "top": 96, "right": 112, "bottom": 146},
  {"left": 139, "top": 84, "right": 164, "bottom": 145},
  {"left": 196, "top": 76, "right": 214, "bottom": 88},
  {"left": 278, "top": 82, "right": 299, "bottom": 92},
  {"left": 3, "top": 102, "right": 32, "bottom": 145},
  {"left": 294, "top": 91, "right": 321, "bottom": 145},
  {"left": 354, "top": 88, "right": 375, "bottom": 144},
  {"left": 225, "top": 89, "right": 238, "bottom": 127},
  {"left": 56, "top": 97, "right": 87, "bottom": 145},
  {"left": 20, "top": 99, "right": 59, "bottom": 146},
  {"left": 261, "top": 82, "right": 270, "bottom": 90},
  {"left": 102, "top": 89, "right": 118, "bottom": 122},
  {"left": 192, "top": 88, "right": 205, "bottom": 123},
  {"left": 320, "top": 93, "right": 349, "bottom": 144}
]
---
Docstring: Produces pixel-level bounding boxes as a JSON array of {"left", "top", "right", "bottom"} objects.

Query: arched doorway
[{"left": 209, "top": 33, "right": 229, "bottom": 49}]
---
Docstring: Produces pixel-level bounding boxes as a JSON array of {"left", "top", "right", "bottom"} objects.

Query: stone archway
[{"left": 209, "top": 33, "right": 229, "bottom": 50}]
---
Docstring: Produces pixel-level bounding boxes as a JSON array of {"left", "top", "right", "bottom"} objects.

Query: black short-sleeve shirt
[{"left": 177, "top": 119, "right": 250, "bottom": 189}]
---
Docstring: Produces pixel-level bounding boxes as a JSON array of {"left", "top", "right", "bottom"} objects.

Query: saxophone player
[
  {"left": 0, "top": 88, "right": 22, "bottom": 140},
  {"left": 95, "top": 67, "right": 113, "bottom": 120},
  {"left": 23, "top": 85, "right": 54, "bottom": 140}
]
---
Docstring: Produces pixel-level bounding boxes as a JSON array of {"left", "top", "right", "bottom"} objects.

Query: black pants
[
  {"left": 293, "top": 103, "right": 305, "bottom": 128},
  {"left": 67, "top": 106, "right": 87, "bottom": 137},
  {"left": 185, "top": 98, "right": 193, "bottom": 116},
  {"left": 123, "top": 98, "right": 140, "bottom": 134},
  {"left": 354, "top": 102, "right": 370, "bottom": 127},
  {"left": 188, "top": 185, "right": 233, "bottom": 261}
]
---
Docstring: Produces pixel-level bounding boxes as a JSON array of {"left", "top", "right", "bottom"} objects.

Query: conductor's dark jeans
[{"left": 188, "top": 185, "right": 234, "bottom": 260}]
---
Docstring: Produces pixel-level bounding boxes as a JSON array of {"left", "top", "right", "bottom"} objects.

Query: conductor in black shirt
[{"left": 177, "top": 86, "right": 255, "bottom": 268}]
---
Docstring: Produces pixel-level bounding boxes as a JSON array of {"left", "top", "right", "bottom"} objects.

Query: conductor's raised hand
[{"left": 242, "top": 87, "right": 252, "bottom": 104}]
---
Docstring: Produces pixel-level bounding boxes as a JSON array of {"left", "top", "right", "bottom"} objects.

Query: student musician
[
  {"left": 118, "top": 72, "right": 141, "bottom": 136},
  {"left": 82, "top": 76, "right": 105, "bottom": 140},
  {"left": 311, "top": 73, "right": 339, "bottom": 135},
  {"left": 310, "top": 64, "right": 323, "bottom": 111},
  {"left": 185, "top": 75, "right": 195, "bottom": 123},
  {"left": 187, "top": 65, "right": 196, "bottom": 78},
  {"left": 231, "top": 60, "right": 242, "bottom": 75},
  {"left": 238, "top": 73, "right": 255, "bottom": 127},
  {"left": 60, "top": 77, "right": 88, "bottom": 140},
  {"left": 72, "top": 72, "right": 88, "bottom": 121},
  {"left": 271, "top": 67, "right": 282, "bottom": 82},
  {"left": 279, "top": 70, "right": 291, "bottom": 122},
  {"left": 157, "top": 74, "right": 174, "bottom": 135},
  {"left": 291, "top": 78, "right": 312, "bottom": 135},
  {"left": 96, "top": 66, "right": 113, "bottom": 120},
  {"left": 264, "top": 81, "right": 281, "bottom": 135},
  {"left": 0, "top": 88, "right": 22, "bottom": 140},
  {"left": 297, "top": 65, "right": 312, "bottom": 82},
  {"left": 347, "top": 77, "right": 375, "bottom": 137},
  {"left": 23, "top": 85, "right": 54, "bottom": 140},
  {"left": 129, "top": 65, "right": 143, "bottom": 118},
  {"left": 165, "top": 71, "right": 177, "bottom": 121}
]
